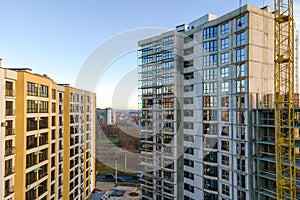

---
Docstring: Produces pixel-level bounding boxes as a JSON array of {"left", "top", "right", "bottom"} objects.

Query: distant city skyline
[{"left": 0, "top": 0, "right": 299, "bottom": 109}]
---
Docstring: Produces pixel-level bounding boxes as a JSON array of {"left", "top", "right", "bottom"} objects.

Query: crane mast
[{"left": 274, "top": 0, "right": 296, "bottom": 199}]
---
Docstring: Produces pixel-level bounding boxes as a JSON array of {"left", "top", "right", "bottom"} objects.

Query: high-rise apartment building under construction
[{"left": 139, "top": 4, "right": 300, "bottom": 200}]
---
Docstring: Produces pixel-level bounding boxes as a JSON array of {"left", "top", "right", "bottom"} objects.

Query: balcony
[
  {"left": 5, "top": 90, "right": 15, "bottom": 97},
  {"left": 4, "top": 186, "right": 14, "bottom": 197},
  {"left": 4, "top": 167, "right": 14, "bottom": 177},
  {"left": 38, "top": 171, "right": 47, "bottom": 179},
  {"left": 5, "top": 109, "right": 15, "bottom": 116},
  {"left": 5, "top": 128, "right": 15, "bottom": 136},
  {"left": 26, "top": 177, "right": 36, "bottom": 186},
  {"left": 38, "top": 188, "right": 47, "bottom": 196},
  {"left": 5, "top": 147, "right": 15, "bottom": 157}
]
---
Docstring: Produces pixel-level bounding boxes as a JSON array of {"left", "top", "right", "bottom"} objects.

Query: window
[
  {"left": 222, "top": 184, "right": 230, "bottom": 196},
  {"left": 236, "top": 16, "right": 246, "bottom": 30},
  {"left": 237, "top": 111, "right": 246, "bottom": 124},
  {"left": 236, "top": 32, "right": 245, "bottom": 46},
  {"left": 185, "top": 148, "right": 194, "bottom": 155},
  {"left": 27, "top": 100, "right": 38, "bottom": 113},
  {"left": 203, "top": 82, "right": 217, "bottom": 94},
  {"left": 221, "top": 37, "right": 229, "bottom": 49},
  {"left": 203, "top": 96, "right": 217, "bottom": 107},
  {"left": 162, "top": 36, "right": 174, "bottom": 47},
  {"left": 221, "top": 96, "right": 229, "bottom": 107},
  {"left": 238, "top": 190, "right": 246, "bottom": 200},
  {"left": 27, "top": 118, "right": 38, "bottom": 132},
  {"left": 156, "top": 54, "right": 162, "bottom": 61},
  {"left": 203, "top": 110, "right": 217, "bottom": 121},
  {"left": 27, "top": 82, "right": 38, "bottom": 96},
  {"left": 184, "top": 183, "right": 194, "bottom": 193},
  {"left": 184, "top": 85, "right": 194, "bottom": 92},
  {"left": 221, "top": 67, "right": 229, "bottom": 78},
  {"left": 141, "top": 56, "right": 153, "bottom": 64},
  {"left": 184, "top": 110, "right": 194, "bottom": 117},
  {"left": 221, "top": 52, "right": 229, "bottom": 64},
  {"left": 184, "top": 159, "right": 194, "bottom": 167},
  {"left": 221, "top": 22, "right": 229, "bottom": 35},
  {"left": 203, "top": 54, "right": 218, "bottom": 66},
  {"left": 27, "top": 135, "right": 37, "bottom": 149},
  {"left": 221, "top": 111, "right": 230, "bottom": 122},
  {"left": 204, "top": 40, "right": 218, "bottom": 52},
  {"left": 40, "top": 101, "right": 48, "bottom": 113},
  {"left": 237, "top": 126, "right": 246, "bottom": 140},
  {"left": 203, "top": 124, "right": 218, "bottom": 135},
  {"left": 184, "top": 98, "right": 194, "bottom": 104},
  {"left": 184, "top": 134, "right": 194, "bottom": 142},
  {"left": 203, "top": 26, "right": 218, "bottom": 39},
  {"left": 237, "top": 142, "right": 246, "bottom": 156},
  {"left": 141, "top": 43, "right": 153, "bottom": 54},
  {"left": 52, "top": 89, "right": 56, "bottom": 99},
  {"left": 221, "top": 170, "right": 229, "bottom": 181},
  {"left": 39, "top": 117, "right": 48, "bottom": 129},
  {"left": 236, "top": 95, "right": 245, "bottom": 108},
  {"left": 221, "top": 155, "right": 229, "bottom": 166},
  {"left": 237, "top": 174, "right": 246, "bottom": 188},
  {"left": 221, "top": 82, "right": 229, "bottom": 92},
  {"left": 221, "top": 126, "right": 229, "bottom": 136},
  {"left": 237, "top": 158, "right": 246, "bottom": 171},
  {"left": 163, "top": 50, "right": 174, "bottom": 59},
  {"left": 237, "top": 79, "right": 245, "bottom": 93},
  {"left": 52, "top": 103, "right": 56, "bottom": 113},
  {"left": 184, "top": 122, "right": 194, "bottom": 129},
  {"left": 204, "top": 68, "right": 217, "bottom": 80},
  {"left": 184, "top": 171, "right": 194, "bottom": 180},
  {"left": 221, "top": 140, "right": 229, "bottom": 151},
  {"left": 40, "top": 85, "right": 49, "bottom": 97},
  {"left": 236, "top": 48, "right": 245, "bottom": 62},
  {"left": 237, "top": 63, "right": 245, "bottom": 78},
  {"left": 164, "top": 61, "right": 174, "bottom": 67}
]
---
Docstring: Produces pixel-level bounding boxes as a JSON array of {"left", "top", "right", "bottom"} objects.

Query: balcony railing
[
  {"left": 5, "top": 109, "right": 15, "bottom": 116},
  {"left": 26, "top": 177, "right": 36, "bottom": 186},
  {"left": 4, "top": 167, "right": 14, "bottom": 177},
  {"left": 38, "top": 188, "right": 47, "bottom": 196},
  {"left": 5, "top": 90, "right": 15, "bottom": 97},
  {"left": 4, "top": 186, "right": 14, "bottom": 197},
  {"left": 38, "top": 171, "right": 47, "bottom": 179},
  {"left": 5, "top": 128, "right": 15, "bottom": 136},
  {"left": 5, "top": 147, "right": 15, "bottom": 157}
]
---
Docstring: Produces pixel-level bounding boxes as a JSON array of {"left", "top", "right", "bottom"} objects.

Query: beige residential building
[{"left": 0, "top": 62, "right": 96, "bottom": 200}]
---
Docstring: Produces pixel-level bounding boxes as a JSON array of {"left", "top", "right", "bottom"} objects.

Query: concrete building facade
[{"left": 139, "top": 4, "right": 277, "bottom": 200}]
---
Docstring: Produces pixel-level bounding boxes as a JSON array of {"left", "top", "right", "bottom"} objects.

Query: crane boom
[{"left": 274, "top": 0, "right": 296, "bottom": 199}]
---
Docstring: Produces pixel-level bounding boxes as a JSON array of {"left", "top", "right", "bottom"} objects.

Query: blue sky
[{"left": 0, "top": 0, "right": 298, "bottom": 109}]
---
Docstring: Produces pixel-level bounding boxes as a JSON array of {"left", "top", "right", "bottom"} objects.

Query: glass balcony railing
[
  {"left": 5, "top": 147, "right": 15, "bottom": 157},
  {"left": 4, "top": 186, "right": 14, "bottom": 197},
  {"left": 5, "top": 90, "right": 15, "bottom": 97},
  {"left": 4, "top": 167, "right": 14, "bottom": 177}
]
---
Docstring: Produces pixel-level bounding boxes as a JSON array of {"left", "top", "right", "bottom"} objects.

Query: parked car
[
  {"left": 115, "top": 176, "right": 125, "bottom": 182},
  {"left": 104, "top": 174, "right": 114, "bottom": 180},
  {"left": 132, "top": 174, "right": 143, "bottom": 180}
]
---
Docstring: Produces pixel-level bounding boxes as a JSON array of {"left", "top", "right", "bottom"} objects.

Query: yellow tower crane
[{"left": 274, "top": 0, "right": 296, "bottom": 199}]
